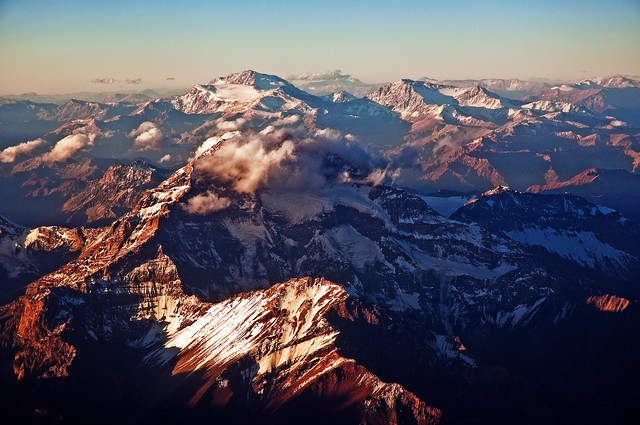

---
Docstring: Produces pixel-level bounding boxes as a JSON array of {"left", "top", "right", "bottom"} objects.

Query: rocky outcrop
[
  {"left": 0, "top": 217, "right": 98, "bottom": 303},
  {"left": 62, "top": 161, "right": 167, "bottom": 225},
  {"left": 586, "top": 294, "right": 630, "bottom": 312},
  {"left": 2, "top": 263, "right": 440, "bottom": 424}
]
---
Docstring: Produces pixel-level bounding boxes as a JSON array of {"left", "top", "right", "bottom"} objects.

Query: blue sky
[{"left": 1, "top": 0, "right": 639, "bottom": 94}]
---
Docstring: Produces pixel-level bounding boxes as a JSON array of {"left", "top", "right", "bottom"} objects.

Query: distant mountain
[
  {"left": 528, "top": 168, "right": 640, "bottom": 222},
  {"left": 61, "top": 160, "right": 170, "bottom": 226},
  {"left": 287, "top": 70, "right": 382, "bottom": 97},
  {"left": 367, "top": 79, "right": 519, "bottom": 122},
  {"left": 420, "top": 77, "right": 551, "bottom": 100},
  {"left": 529, "top": 77, "right": 640, "bottom": 125},
  {"left": 1, "top": 88, "right": 186, "bottom": 105},
  {"left": 582, "top": 75, "right": 640, "bottom": 89},
  {"left": 0, "top": 157, "right": 169, "bottom": 228}
]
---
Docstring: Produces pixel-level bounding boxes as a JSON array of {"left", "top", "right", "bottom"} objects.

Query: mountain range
[{"left": 0, "top": 70, "right": 639, "bottom": 424}]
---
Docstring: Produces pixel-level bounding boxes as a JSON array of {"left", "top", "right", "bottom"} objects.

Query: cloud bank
[
  {"left": 129, "top": 121, "right": 163, "bottom": 151},
  {"left": 92, "top": 77, "right": 143, "bottom": 84},
  {"left": 288, "top": 70, "right": 345, "bottom": 80},
  {"left": 197, "top": 136, "right": 296, "bottom": 193},
  {"left": 45, "top": 134, "right": 94, "bottom": 162},
  {"left": 0, "top": 139, "right": 45, "bottom": 163},
  {"left": 193, "top": 127, "right": 389, "bottom": 194}
]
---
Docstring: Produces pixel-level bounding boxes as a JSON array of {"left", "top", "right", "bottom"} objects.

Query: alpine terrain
[{"left": 0, "top": 70, "right": 639, "bottom": 425}]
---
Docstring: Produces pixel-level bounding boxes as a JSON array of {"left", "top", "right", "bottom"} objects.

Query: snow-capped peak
[
  {"left": 481, "top": 185, "right": 514, "bottom": 197},
  {"left": 208, "top": 70, "right": 290, "bottom": 91},
  {"left": 331, "top": 91, "right": 357, "bottom": 103},
  {"left": 449, "top": 85, "right": 514, "bottom": 109},
  {"left": 147, "top": 277, "right": 347, "bottom": 377},
  {"left": 577, "top": 75, "right": 640, "bottom": 89}
]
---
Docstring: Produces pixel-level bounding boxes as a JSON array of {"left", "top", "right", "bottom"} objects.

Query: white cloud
[
  {"left": 196, "top": 135, "right": 296, "bottom": 193},
  {"left": 272, "top": 114, "right": 301, "bottom": 127},
  {"left": 216, "top": 117, "right": 247, "bottom": 131},
  {"left": 92, "top": 78, "right": 117, "bottom": 84},
  {"left": 159, "top": 154, "right": 171, "bottom": 163},
  {"left": 45, "top": 134, "right": 93, "bottom": 162},
  {"left": 182, "top": 191, "right": 231, "bottom": 215},
  {"left": 314, "top": 128, "right": 343, "bottom": 141},
  {"left": 259, "top": 125, "right": 277, "bottom": 136},
  {"left": 288, "top": 70, "right": 344, "bottom": 80},
  {"left": 361, "top": 168, "right": 387, "bottom": 186},
  {"left": 0, "top": 139, "right": 45, "bottom": 163},
  {"left": 129, "top": 121, "right": 163, "bottom": 151},
  {"left": 194, "top": 126, "right": 389, "bottom": 194}
]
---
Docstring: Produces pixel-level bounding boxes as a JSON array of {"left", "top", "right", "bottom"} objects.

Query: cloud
[
  {"left": 360, "top": 166, "right": 401, "bottom": 186},
  {"left": 0, "top": 139, "right": 45, "bottom": 163},
  {"left": 216, "top": 117, "right": 246, "bottom": 132},
  {"left": 45, "top": 134, "right": 93, "bottom": 162},
  {"left": 129, "top": 121, "right": 163, "bottom": 151},
  {"left": 92, "top": 77, "right": 142, "bottom": 85},
  {"left": 272, "top": 114, "right": 301, "bottom": 127},
  {"left": 314, "top": 128, "right": 343, "bottom": 141},
  {"left": 432, "top": 134, "right": 457, "bottom": 154},
  {"left": 196, "top": 136, "right": 296, "bottom": 193},
  {"left": 361, "top": 168, "right": 387, "bottom": 186},
  {"left": 345, "top": 133, "right": 357, "bottom": 142},
  {"left": 182, "top": 191, "right": 231, "bottom": 214},
  {"left": 159, "top": 154, "right": 171, "bottom": 163},
  {"left": 288, "top": 70, "right": 344, "bottom": 80},
  {"left": 194, "top": 127, "right": 388, "bottom": 194},
  {"left": 92, "top": 78, "right": 117, "bottom": 84}
]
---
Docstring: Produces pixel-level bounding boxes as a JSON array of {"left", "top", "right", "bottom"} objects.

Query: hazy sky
[{"left": 1, "top": 0, "right": 639, "bottom": 94}]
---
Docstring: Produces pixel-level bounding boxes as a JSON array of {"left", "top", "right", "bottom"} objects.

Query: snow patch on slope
[
  {"left": 146, "top": 278, "right": 347, "bottom": 380},
  {"left": 209, "top": 83, "right": 261, "bottom": 102},
  {"left": 260, "top": 184, "right": 391, "bottom": 225},
  {"left": 419, "top": 195, "right": 475, "bottom": 218},
  {"left": 505, "top": 226, "right": 632, "bottom": 269},
  {"left": 324, "top": 225, "right": 389, "bottom": 272}
]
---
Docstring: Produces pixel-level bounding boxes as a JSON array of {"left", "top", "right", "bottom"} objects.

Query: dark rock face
[{"left": 451, "top": 187, "right": 640, "bottom": 291}]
